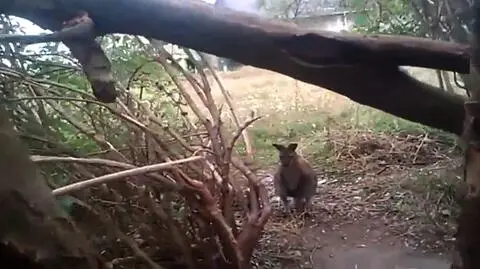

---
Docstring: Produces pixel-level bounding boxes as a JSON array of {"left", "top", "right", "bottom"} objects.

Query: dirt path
[
  {"left": 301, "top": 220, "right": 449, "bottom": 269},
  {"left": 260, "top": 215, "right": 451, "bottom": 269},
  {"left": 253, "top": 163, "right": 458, "bottom": 269}
]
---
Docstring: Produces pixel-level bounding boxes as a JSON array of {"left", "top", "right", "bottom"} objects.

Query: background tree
[
  {"left": 258, "top": 0, "right": 347, "bottom": 19},
  {"left": 348, "top": 0, "right": 474, "bottom": 93}
]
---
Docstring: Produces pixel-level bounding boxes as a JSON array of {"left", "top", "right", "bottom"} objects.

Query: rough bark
[
  {"left": 452, "top": 4, "right": 480, "bottom": 269},
  {"left": 0, "top": 106, "right": 104, "bottom": 268},
  {"left": 0, "top": 0, "right": 469, "bottom": 134},
  {"left": 454, "top": 101, "right": 480, "bottom": 269}
]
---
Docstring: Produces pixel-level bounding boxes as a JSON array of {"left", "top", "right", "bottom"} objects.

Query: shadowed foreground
[{"left": 314, "top": 246, "right": 449, "bottom": 269}]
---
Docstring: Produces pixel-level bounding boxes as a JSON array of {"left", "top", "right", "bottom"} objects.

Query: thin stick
[
  {"left": 228, "top": 116, "right": 262, "bottom": 152},
  {"left": 32, "top": 155, "right": 139, "bottom": 167},
  {"left": 413, "top": 133, "right": 428, "bottom": 164},
  {"left": 31, "top": 155, "right": 178, "bottom": 189},
  {"left": 52, "top": 156, "right": 204, "bottom": 196},
  {"left": 200, "top": 53, "right": 254, "bottom": 157}
]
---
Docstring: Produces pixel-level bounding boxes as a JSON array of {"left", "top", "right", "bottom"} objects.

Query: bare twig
[
  {"left": 7, "top": 96, "right": 109, "bottom": 107},
  {"left": 228, "top": 116, "right": 262, "bottom": 154},
  {"left": 30, "top": 155, "right": 179, "bottom": 189},
  {"left": 52, "top": 156, "right": 204, "bottom": 196},
  {"left": 73, "top": 200, "right": 165, "bottom": 269},
  {"left": 413, "top": 133, "right": 428, "bottom": 164},
  {"left": 199, "top": 52, "right": 255, "bottom": 158}
]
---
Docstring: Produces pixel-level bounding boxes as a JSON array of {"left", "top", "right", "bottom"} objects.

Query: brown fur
[{"left": 272, "top": 143, "right": 317, "bottom": 213}]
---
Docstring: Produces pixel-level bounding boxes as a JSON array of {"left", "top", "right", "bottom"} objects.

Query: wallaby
[{"left": 272, "top": 143, "right": 317, "bottom": 213}]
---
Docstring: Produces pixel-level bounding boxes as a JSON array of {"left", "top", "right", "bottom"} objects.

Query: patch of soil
[
  {"left": 251, "top": 157, "right": 461, "bottom": 268},
  {"left": 256, "top": 214, "right": 452, "bottom": 269}
]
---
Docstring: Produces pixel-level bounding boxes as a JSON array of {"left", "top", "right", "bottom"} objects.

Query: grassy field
[{"left": 198, "top": 66, "right": 459, "bottom": 166}]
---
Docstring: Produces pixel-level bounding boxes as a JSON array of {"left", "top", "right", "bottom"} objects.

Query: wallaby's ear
[
  {"left": 272, "top": 143, "right": 285, "bottom": 151},
  {"left": 287, "top": 143, "right": 298, "bottom": 152}
]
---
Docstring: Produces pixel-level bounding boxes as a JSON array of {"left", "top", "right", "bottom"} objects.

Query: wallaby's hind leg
[
  {"left": 304, "top": 197, "right": 314, "bottom": 214},
  {"left": 279, "top": 191, "right": 290, "bottom": 213},
  {"left": 294, "top": 198, "right": 314, "bottom": 217},
  {"left": 294, "top": 197, "right": 306, "bottom": 213},
  {"left": 296, "top": 175, "right": 317, "bottom": 214},
  {"left": 306, "top": 197, "right": 314, "bottom": 211},
  {"left": 274, "top": 172, "right": 290, "bottom": 213},
  {"left": 294, "top": 183, "right": 315, "bottom": 214}
]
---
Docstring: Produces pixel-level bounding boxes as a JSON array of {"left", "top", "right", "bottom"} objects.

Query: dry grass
[
  {"left": 213, "top": 66, "right": 351, "bottom": 117},
  {"left": 184, "top": 65, "right": 465, "bottom": 122},
  {"left": 181, "top": 66, "right": 352, "bottom": 123}
]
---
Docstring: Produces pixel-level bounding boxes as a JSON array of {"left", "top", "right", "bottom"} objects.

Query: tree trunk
[
  {"left": 453, "top": 100, "right": 480, "bottom": 269},
  {"left": 452, "top": 5, "right": 480, "bottom": 268}
]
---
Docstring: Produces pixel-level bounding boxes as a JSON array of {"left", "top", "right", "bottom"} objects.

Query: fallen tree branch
[
  {"left": 0, "top": 10, "right": 118, "bottom": 103},
  {"left": 276, "top": 31, "right": 470, "bottom": 72},
  {"left": 52, "top": 155, "right": 204, "bottom": 196},
  {"left": 1, "top": 1, "right": 469, "bottom": 72},
  {"left": 0, "top": 11, "right": 94, "bottom": 44},
  {"left": 0, "top": 0, "right": 467, "bottom": 134}
]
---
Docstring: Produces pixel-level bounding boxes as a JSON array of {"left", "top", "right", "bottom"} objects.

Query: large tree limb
[{"left": 0, "top": 0, "right": 468, "bottom": 134}]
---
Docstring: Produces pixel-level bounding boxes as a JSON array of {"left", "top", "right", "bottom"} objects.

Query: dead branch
[
  {"left": 199, "top": 52, "right": 255, "bottom": 158},
  {"left": 61, "top": 11, "right": 117, "bottom": 103},
  {"left": 181, "top": 174, "right": 243, "bottom": 268},
  {"left": 144, "top": 192, "right": 196, "bottom": 269},
  {"left": 31, "top": 155, "right": 140, "bottom": 166},
  {"left": 52, "top": 156, "right": 204, "bottom": 196},
  {"left": 30, "top": 155, "right": 179, "bottom": 189},
  {"left": 237, "top": 180, "right": 272, "bottom": 268},
  {"left": 71, "top": 200, "right": 165, "bottom": 269},
  {"left": 228, "top": 116, "right": 262, "bottom": 155},
  {"left": 0, "top": 9, "right": 273, "bottom": 267}
]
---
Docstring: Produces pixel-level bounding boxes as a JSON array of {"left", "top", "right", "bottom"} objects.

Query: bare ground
[{"left": 254, "top": 159, "right": 459, "bottom": 268}]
